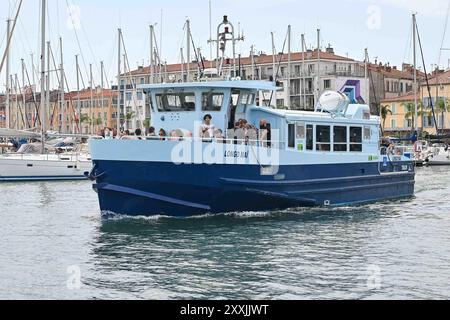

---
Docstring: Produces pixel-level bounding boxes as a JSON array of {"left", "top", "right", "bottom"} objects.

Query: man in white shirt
[{"left": 200, "top": 114, "right": 215, "bottom": 139}]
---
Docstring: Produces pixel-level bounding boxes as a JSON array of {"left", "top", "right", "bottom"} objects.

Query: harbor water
[{"left": 0, "top": 166, "right": 449, "bottom": 300}]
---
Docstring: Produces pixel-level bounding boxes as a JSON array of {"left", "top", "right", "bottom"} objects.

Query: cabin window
[
  {"left": 296, "top": 122, "right": 305, "bottom": 139},
  {"left": 333, "top": 126, "right": 348, "bottom": 152},
  {"left": 363, "top": 111, "right": 371, "bottom": 120},
  {"left": 306, "top": 125, "right": 314, "bottom": 150},
  {"left": 156, "top": 92, "right": 196, "bottom": 112},
  {"left": 288, "top": 124, "right": 296, "bottom": 149},
  {"left": 240, "top": 93, "right": 255, "bottom": 105},
  {"left": 316, "top": 126, "right": 331, "bottom": 152},
  {"left": 202, "top": 92, "right": 224, "bottom": 111},
  {"left": 350, "top": 127, "right": 363, "bottom": 152},
  {"left": 364, "top": 126, "right": 371, "bottom": 140}
]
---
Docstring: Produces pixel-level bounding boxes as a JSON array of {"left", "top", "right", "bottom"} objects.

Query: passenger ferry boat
[{"left": 88, "top": 80, "right": 415, "bottom": 217}]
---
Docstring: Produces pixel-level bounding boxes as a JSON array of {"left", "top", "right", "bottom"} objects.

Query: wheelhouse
[
  {"left": 139, "top": 80, "right": 381, "bottom": 155},
  {"left": 140, "top": 80, "right": 277, "bottom": 135}
]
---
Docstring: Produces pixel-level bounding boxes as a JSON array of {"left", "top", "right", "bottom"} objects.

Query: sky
[{"left": 1, "top": 0, "right": 450, "bottom": 92}]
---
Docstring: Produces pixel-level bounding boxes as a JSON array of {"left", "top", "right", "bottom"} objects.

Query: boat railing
[
  {"left": 111, "top": 135, "right": 286, "bottom": 149},
  {"left": 381, "top": 146, "right": 407, "bottom": 157},
  {"left": 1, "top": 151, "right": 88, "bottom": 162}
]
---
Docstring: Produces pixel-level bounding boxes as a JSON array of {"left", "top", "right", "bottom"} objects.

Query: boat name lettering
[{"left": 224, "top": 151, "right": 249, "bottom": 159}]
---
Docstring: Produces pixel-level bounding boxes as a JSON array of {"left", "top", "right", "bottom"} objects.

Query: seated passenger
[
  {"left": 159, "top": 129, "right": 167, "bottom": 141},
  {"left": 200, "top": 114, "right": 215, "bottom": 140},
  {"left": 104, "top": 128, "right": 112, "bottom": 140},
  {"left": 135, "top": 128, "right": 143, "bottom": 140},
  {"left": 147, "top": 127, "right": 157, "bottom": 139},
  {"left": 214, "top": 129, "right": 225, "bottom": 143},
  {"left": 169, "top": 129, "right": 184, "bottom": 141}
]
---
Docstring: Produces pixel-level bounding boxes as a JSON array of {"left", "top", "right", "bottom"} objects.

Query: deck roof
[{"left": 138, "top": 80, "right": 281, "bottom": 92}]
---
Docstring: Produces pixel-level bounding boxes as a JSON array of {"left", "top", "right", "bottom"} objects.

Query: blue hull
[{"left": 91, "top": 161, "right": 415, "bottom": 217}]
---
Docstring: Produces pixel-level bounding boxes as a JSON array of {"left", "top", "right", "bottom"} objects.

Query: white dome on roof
[{"left": 317, "top": 91, "right": 350, "bottom": 113}]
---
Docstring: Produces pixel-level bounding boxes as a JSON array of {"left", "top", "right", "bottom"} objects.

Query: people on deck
[
  {"left": 200, "top": 114, "right": 215, "bottom": 139},
  {"left": 147, "top": 127, "right": 157, "bottom": 138},
  {"left": 159, "top": 129, "right": 167, "bottom": 141},
  {"left": 259, "top": 119, "right": 272, "bottom": 147},
  {"left": 135, "top": 128, "right": 143, "bottom": 140},
  {"left": 104, "top": 128, "right": 113, "bottom": 140}
]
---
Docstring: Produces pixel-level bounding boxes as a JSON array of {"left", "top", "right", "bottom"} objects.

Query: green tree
[
  {"left": 94, "top": 117, "right": 103, "bottom": 126},
  {"left": 403, "top": 102, "right": 425, "bottom": 132},
  {"left": 143, "top": 119, "right": 151, "bottom": 129},
  {"left": 380, "top": 105, "right": 392, "bottom": 130},
  {"left": 125, "top": 111, "right": 135, "bottom": 122},
  {"left": 436, "top": 98, "right": 450, "bottom": 132},
  {"left": 80, "top": 114, "right": 91, "bottom": 125}
]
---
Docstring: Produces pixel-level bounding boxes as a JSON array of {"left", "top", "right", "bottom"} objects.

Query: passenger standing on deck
[
  {"left": 259, "top": 119, "right": 272, "bottom": 147},
  {"left": 200, "top": 114, "right": 215, "bottom": 139}
]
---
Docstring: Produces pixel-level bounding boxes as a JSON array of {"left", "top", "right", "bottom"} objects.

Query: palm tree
[
  {"left": 380, "top": 105, "right": 392, "bottom": 130},
  {"left": 79, "top": 114, "right": 91, "bottom": 134},
  {"left": 403, "top": 102, "right": 416, "bottom": 131},
  {"left": 125, "top": 111, "right": 135, "bottom": 122},
  {"left": 80, "top": 114, "right": 91, "bottom": 126},
  {"left": 143, "top": 119, "right": 151, "bottom": 130},
  {"left": 436, "top": 98, "right": 450, "bottom": 132},
  {"left": 403, "top": 101, "right": 429, "bottom": 136},
  {"left": 123, "top": 111, "right": 135, "bottom": 130}
]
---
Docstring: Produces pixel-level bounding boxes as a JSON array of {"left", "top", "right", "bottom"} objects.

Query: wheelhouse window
[
  {"left": 364, "top": 126, "right": 371, "bottom": 140},
  {"left": 316, "top": 125, "right": 331, "bottom": 152},
  {"left": 350, "top": 127, "right": 363, "bottom": 152},
  {"left": 156, "top": 92, "right": 196, "bottom": 112},
  {"left": 296, "top": 122, "right": 305, "bottom": 139},
  {"left": 202, "top": 92, "right": 224, "bottom": 111},
  {"left": 240, "top": 93, "right": 255, "bottom": 106},
  {"left": 306, "top": 125, "right": 314, "bottom": 150},
  {"left": 288, "top": 124, "right": 296, "bottom": 149},
  {"left": 333, "top": 126, "right": 348, "bottom": 152}
]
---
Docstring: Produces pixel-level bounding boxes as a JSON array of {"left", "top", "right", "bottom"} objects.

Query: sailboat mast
[
  {"left": 117, "top": 28, "right": 122, "bottom": 132},
  {"left": 150, "top": 25, "right": 154, "bottom": 84},
  {"left": 21, "top": 59, "right": 26, "bottom": 129},
  {"left": 90, "top": 63, "right": 94, "bottom": 134},
  {"left": 316, "top": 28, "right": 321, "bottom": 107},
  {"left": 413, "top": 13, "right": 418, "bottom": 132},
  {"left": 287, "top": 25, "right": 292, "bottom": 109},
  {"left": 364, "top": 48, "right": 369, "bottom": 105},
  {"left": 60, "top": 37, "right": 65, "bottom": 133},
  {"left": 75, "top": 54, "right": 81, "bottom": 133},
  {"left": 101, "top": 61, "right": 104, "bottom": 126},
  {"left": 271, "top": 32, "right": 276, "bottom": 83},
  {"left": 186, "top": 19, "right": 191, "bottom": 82},
  {"left": 5, "top": 19, "right": 11, "bottom": 129},
  {"left": 301, "top": 34, "right": 306, "bottom": 109},
  {"left": 209, "top": 0, "right": 213, "bottom": 69},
  {"left": 46, "top": 41, "right": 50, "bottom": 131},
  {"left": 40, "top": 0, "right": 46, "bottom": 152}
]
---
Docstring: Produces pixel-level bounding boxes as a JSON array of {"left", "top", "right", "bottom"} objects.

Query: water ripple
[{"left": 1, "top": 167, "right": 450, "bottom": 299}]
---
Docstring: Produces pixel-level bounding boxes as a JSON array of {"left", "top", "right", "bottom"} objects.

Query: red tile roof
[
  {"left": 367, "top": 63, "right": 418, "bottom": 80},
  {"left": 426, "top": 69, "right": 450, "bottom": 85},
  {"left": 126, "top": 50, "right": 355, "bottom": 76},
  {"left": 381, "top": 92, "right": 416, "bottom": 103},
  {"left": 66, "top": 88, "right": 118, "bottom": 100}
]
